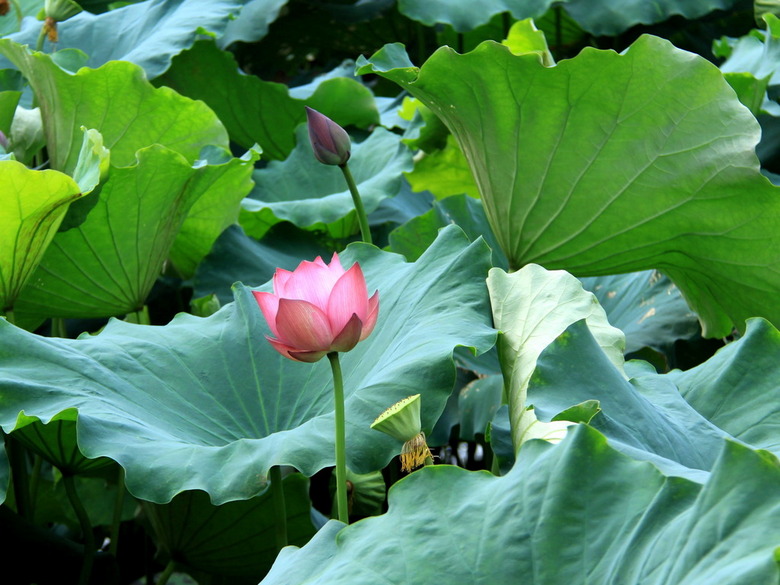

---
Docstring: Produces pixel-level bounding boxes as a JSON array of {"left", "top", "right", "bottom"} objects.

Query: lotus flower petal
[
  {"left": 360, "top": 291, "right": 380, "bottom": 341},
  {"left": 253, "top": 291, "right": 281, "bottom": 338},
  {"left": 330, "top": 313, "right": 364, "bottom": 353},
  {"left": 275, "top": 298, "right": 333, "bottom": 350},
  {"left": 326, "top": 263, "right": 370, "bottom": 334},
  {"left": 265, "top": 337, "right": 328, "bottom": 363}
]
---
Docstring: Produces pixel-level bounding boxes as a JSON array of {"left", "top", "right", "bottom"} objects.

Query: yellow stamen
[{"left": 400, "top": 432, "right": 432, "bottom": 473}]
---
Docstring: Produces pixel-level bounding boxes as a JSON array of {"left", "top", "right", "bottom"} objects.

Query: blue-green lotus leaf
[
  {"left": 260, "top": 425, "right": 780, "bottom": 584},
  {"left": 240, "top": 125, "right": 413, "bottom": 239},
  {"left": 0, "top": 226, "right": 495, "bottom": 504},
  {"left": 1, "top": 0, "right": 246, "bottom": 78}
]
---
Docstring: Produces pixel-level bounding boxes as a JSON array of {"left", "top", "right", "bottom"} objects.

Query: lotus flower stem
[
  {"left": 269, "top": 465, "right": 288, "bottom": 550},
  {"left": 29, "top": 454, "right": 42, "bottom": 508},
  {"left": 339, "top": 163, "right": 372, "bottom": 245},
  {"left": 5, "top": 435, "right": 32, "bottom": 519},
  {"left": 109, "top": 466, "right": 125, "bottom": 556},
  {"left": 327, "top": 351, "right": 349, "bottom": 524},
  {"left": 51, "top": 317, "right": 67, "bottom": 338},
  {"left": 156, "top": 560, "right": 177, "bottom": 585},
  {"left": 12, "top": 0, "right": 21, "bottom": 25},
  {"left": 62, "top": 473, "right": 96, "bottom": 585},
  {"left": 35, "top": 26, "right": 46, "bottom": 52},
  {"left": 3, "top": 309, "right": 15, "bottom": 326},
  {"left": 125, "top": 306, "right": 150, "bottom": 325}
]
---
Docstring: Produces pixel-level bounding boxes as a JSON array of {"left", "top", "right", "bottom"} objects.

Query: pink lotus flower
[{"left": 253, "top": 253, "right": 379, "bottom": 363}]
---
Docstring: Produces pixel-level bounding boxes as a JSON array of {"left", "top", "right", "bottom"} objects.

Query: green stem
[
  {"left": 156, "top": 560, "right": 177, "bottom": 585},
  {"left": 491, "top": 451, "right": 501, "bottom": 475},
  {"left": 29, "top": 454, "right": 42, "bottom": 513},
  {"left": 327, "top": 352, "right": 349, "bottom": 524},
  {"left": 4, "top": 309, "right": 15, "bottom": 326},
  {"left": 125, "top": 305, "right": 150, "bottom": 325},
  {"left": 62, "top": 474, "right": 95, "bottom": 585},
  {"left": 5, "top": 435, "right": 32, "bottom": 519},
  {"left": 51, "top": 317, "right": 67, "bottom": 338},
  {"left": 269, "top": 466, "right": 288, "bottom": 551},
  {"left": 502, "top": 12, "right": 511, "bottom": 38},
  {"left": 35, "top": 25, "right": 46, "bottom": 52},
  {"left": 109, "top": 466, "right": 125, "bottom": 557},
  {"left": 10, "top": 0, "right": 22, "bottom": 29},
  {"left": 339, "top": 163, "right": 372, "bottom": 245},
  {"left": 416, "top": 22, "right": 426, "bottom": 65}
]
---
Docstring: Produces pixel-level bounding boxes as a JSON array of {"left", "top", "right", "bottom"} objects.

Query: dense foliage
[{"left": 1, "top": 1, "right": 779, "bottom": 584}]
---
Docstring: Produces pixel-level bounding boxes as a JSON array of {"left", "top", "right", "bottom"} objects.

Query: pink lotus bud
[
  {"left": 253, "top": 253, "right": 379, "bottom": 362},
  {"left": 0, "top": 130, "right": 7, "bottom": 150},
  {"left": 305, "top": 107, "right": 351, "bottom": 166}
]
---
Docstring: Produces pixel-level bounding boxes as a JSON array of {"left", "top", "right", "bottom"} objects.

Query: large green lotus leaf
[
  {"left": 391, "top": 196, "right": 699, "bottom": 355},
  {"left": 457, "top": 374, "right": 503, "bottom": 440},
  {"left": 260, "top": 425, "right": 780, "bottom": 585},
  {"left": 397, "top": 0, "right": 737, "bottom": 34},
  {"left": 358, "top": 37, "right": 780, "bottom": 338},
  {"left": 193, "top": 224, "right": 330, "bottom": 305},
  {"left": 158, "top": 42, "right": 381, "bottom": 160},
  {"left": 0, "top": 39, "right": 228, "bottom": 173},
  {"left": 0, "top": 0, "right": 42, "bottom": 37},
  {"left": 240, "top": 126, "right": 413, "bottom": 239},
  {"left": 288, "top": 61, "right": 380, "bottom": 129},
  {"left": 13, "top": 146, "right": 245, "bottom": 319},
  {"left": 580, "top": 271, "right": 700, "bottom": 354},
  {"left": 0, "top": 89, "right": 20, "bottom": 135},
  {"left": 667, "top": 318, "right": 780, "bottom": 453},
  {"left": 397, "top": 0, "right": 550, "bottom": 33},
  {"left": 0, "top": 226, "right": 496, "bottom": 504},
  {"left": 146, "top": 473, "right": 315, "bottom": 579},
  {"left": 487, "top": 265, "right": 624, "bottom": 453},
  {"left": 168, "top": 149, "right": 257, "bottom": 279},
  {"left": 405, "top": 134, "right": 480, "bottom": 199},
  {"left": 529, "top": 320, "right": 731, "bottom": 481},
  {"left": 1, "top": 0, "right": 245, "bottom": 78},
  {"left": 389, "top": 193, "right": 505, "bottom": 266},
  {"left": 563, "top": 0, "right": 738, "bottom": 36},
  {"left": 0, "top": 160, "right": 83, "bottom": 314},
  {"left": 32, "top": 471, "right": 135, "bottom": 531},
  {"left": 367, "top": 178, "right": 433, "bottom": 231},
  {"left": 218, "top": 0, "right": 288, "bottom": 48},
  {"left": 12, "top": 412, "right": 114, "bottom": 476},
  {"left": 155, "top": 40, "right": 303, "bottom": 160}
]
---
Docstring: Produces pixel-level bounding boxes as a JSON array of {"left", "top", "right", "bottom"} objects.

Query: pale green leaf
[
  {"left": 0, "top": 160, "right": 82, "bottom": 313},
  {"left": 0, "top": 39, "right": 228, "bottom": 172},
  {"left": 488, "top": 265, "right": 625, "bottom": 453}
]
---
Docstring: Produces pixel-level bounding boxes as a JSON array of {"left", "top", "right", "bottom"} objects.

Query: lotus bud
[
  {"left": 371, "top": 394, "right": 433, "bottom": 472},
  {"left": 305, "top": 106, "right": 351, "bottom": 166}
]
